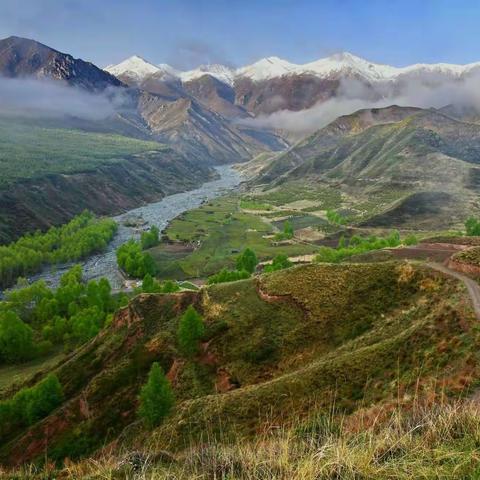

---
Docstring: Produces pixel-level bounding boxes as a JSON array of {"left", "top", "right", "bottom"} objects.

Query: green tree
[
  {"left": 236, "top": 248, "right": 258, "bottom": 274},
  {"left": 466, "top": 217, "right": 480, "bottom": 236},
  {"left": 0, "top": 311, "right": 34, "bottom": 363},
  {"left": 141, "top": 226, "right": 160, "bottom": 250},
  {"left": 138, "top": 362, "right": 174, "bottom": 428},
  {"left": 177, "top": 305, "right": 205, "bottom": 356},
  {"left": 117, "top": 240, "right": 156, "bottom": 278},
  {"left": 283, "top": 220, "right": 294, "bottom": 238}
]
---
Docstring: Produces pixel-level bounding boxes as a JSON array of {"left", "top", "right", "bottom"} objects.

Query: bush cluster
[
  {"left": 116, "top": 240, "right": 156, "bottom": 278},
  {"left": 0, "top": 265, "right": 128, "bottom": 364},
  {"left": 208, "top": 248, "right": 258, "bottom": 284},
  {"left": 316, "top": 231, "right": 417, "bottom": 263},
  {"left": 465, "top": 217, "right": 480, "bottom": 236},
  {"left": 140, "top": 226, "right": 160, "bottom": 250},
  {"left": 264, "top": 254, "right": 293, "bottom": 273},
  {"left": 0, "top": 374, "right": 63, "bottom": 439}
]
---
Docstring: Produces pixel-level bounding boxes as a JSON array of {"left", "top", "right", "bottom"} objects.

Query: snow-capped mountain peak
[
  {"left": 301, "top": 52, "right": 401, "bottom": 81},
  {"left": 106, "top": 52, "right": 480, "bottom": 87},
  {"left": 235, "top": 56, "right": 297, "bottom": 81},
  {"left": 104, "top": 55, "right": 161, "bottom": 82},
  {"left": 157, "top": 63, "right": 180, "bottom": 77},
  {"left": 180, "top": 64, "right": 235, "bottom": 86}
]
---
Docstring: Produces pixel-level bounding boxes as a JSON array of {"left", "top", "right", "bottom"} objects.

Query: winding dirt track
[{"left": 426, "top": 262, "right": 480, "bottom": 320}]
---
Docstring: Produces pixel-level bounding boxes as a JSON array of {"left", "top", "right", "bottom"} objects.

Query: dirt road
[{"left": 427, "top": 262, "right": 480, "bottom": 320}]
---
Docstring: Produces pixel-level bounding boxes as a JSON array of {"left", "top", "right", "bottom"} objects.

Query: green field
[
  {"left": 257, "top": 183, "right": 343, "bottom": 209},
  {"left": 0, "top": 117, "right": 165, "bottom": 186},
  {"left": 149, "top": 196, "right": 317, "bottom": 279},
  {"left": 0, "top": 351, "right": 64, "bottom": 394}
]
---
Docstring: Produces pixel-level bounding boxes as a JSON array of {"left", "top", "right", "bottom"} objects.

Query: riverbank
[{"left": 20, "top": 166, "right": 242, "bottom": 292}]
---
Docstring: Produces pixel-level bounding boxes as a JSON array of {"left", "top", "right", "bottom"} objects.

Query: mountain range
[
  {"left": 106, "top": 52, "right": 480, "bottom": 119},
  {"left": 2, "top": 35, "right": 480, "bottom": 232},
  {"left": 0, "top": 36, "right": 286, "bottom": 165},
  {"left": 106, "top": 52, "right": 480, "bottom": 87}
]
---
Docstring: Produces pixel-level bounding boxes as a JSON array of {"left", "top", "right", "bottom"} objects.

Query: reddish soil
[
  {"left": 448, "top": 259, "right": 480, "bottom": 278},
  {"left": 387, "top": 243, "right": 469, "bottom": 263}
]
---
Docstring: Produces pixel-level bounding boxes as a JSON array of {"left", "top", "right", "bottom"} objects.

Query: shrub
[
  {"left": 23, "top": 374, "right": 64, "bottom": 424},
  {"left": 177, "top": 305, "right": 205, "bottom": 356},
  {"left": 326, "top": 209, "right": 347, "bottom": 226},
  {"left": 140, "top": 274, "right": 180, "bottom": 293},
  {"left": 0, "top": 374, "right": 63, "bottom": 431},
  {"left": 404, "top": 234, "right": 419, "bottom": 246},
  {"left": 465, "top": 217, "right": 480, "bottom": 236},
  {"left": 207, "top": 269, "right": 250, "bottom": 284},
  {"left": 138, "top": 362, "right": 174, "bottom": 428},
  {"left": 264, "top": 254, "right": 293, "bottom": 273},
  {"left": 141, "top": 226, "right": 160, "bottom": 250}
]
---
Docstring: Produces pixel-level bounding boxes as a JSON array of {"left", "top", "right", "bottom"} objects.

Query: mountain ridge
[{"left": 106, "top": 51, "right": 480, "bottom": 86}]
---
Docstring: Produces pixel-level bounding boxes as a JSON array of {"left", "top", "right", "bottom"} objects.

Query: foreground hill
[
  {"left": 0, "top": 261, "right": 477, "bottom": 468},
  {"left": 0, "top": 116, "right": 213, "bottom": 242},
  {"left": 251, "top": 105, "right": 480, "bottom": 229}
]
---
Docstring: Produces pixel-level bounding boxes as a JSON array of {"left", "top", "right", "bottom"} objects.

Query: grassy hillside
[
  {"left": 0, "top": 117, "right": 165, "bottom": 186},
  {"left": 249, "top": 106, "right": 480, "bottom": 230},
  {"left": 0, "top": 117, "right": 214, "bottom": 243},
  {"left": 0, "top": 261, "right": 478, "bottom": 470}
]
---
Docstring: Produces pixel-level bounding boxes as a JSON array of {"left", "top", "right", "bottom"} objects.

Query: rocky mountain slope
[
  {"left": 0, "top": 36, "right": 286, "bottom": 166},
  {"left": 0, "top": 36, "right": 123, "bottom": 91}
]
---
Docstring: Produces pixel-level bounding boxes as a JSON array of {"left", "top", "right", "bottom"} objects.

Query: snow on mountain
[
  {"left": 235, "top": 56, "right": 297, "bottom": 81},
  {"left": 180, "top": 64, "right": 235, "bottom": 86},
  {"left": 157, "top": 63, "right": 180, "bottom": 77},
  {"left": 105, "top": 56, "right": 179, "bottom": 82},
  {"left": 300, "top": 52, "right": 401, "bottom": 81},
  {"left": 106, "top": 53, "right": 480, "bottom": 86}
]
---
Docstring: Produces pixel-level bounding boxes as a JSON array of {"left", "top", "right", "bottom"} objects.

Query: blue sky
[{"left": 1, "top": 0, "right": 480, "bottom": 69}]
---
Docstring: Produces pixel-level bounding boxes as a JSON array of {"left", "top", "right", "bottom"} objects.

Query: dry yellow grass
[{"left": 5, "top": 401, "right": 479, "bottom": 479}]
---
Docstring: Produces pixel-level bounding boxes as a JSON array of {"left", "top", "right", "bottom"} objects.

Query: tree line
[{"left": 0, "top": 211, "right": 117, "bottom": 288}]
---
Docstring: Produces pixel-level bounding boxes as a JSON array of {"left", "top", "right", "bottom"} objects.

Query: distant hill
[
  {"left": 251, "top": 105, "right": 480, "bottom": 229},
  {"left": 0, "top": 116, "right": 213, "bottom": 242}
]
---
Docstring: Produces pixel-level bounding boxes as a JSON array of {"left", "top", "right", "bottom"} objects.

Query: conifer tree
[
  {"left": 138, "top": 362, "right": 174, "bottom": 428},
  {"left": 177, "top": 305, "right": 205, "bottom": 356}
]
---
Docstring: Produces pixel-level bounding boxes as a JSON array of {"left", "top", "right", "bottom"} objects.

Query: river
[{"left": 26, "top": 165, "right": 242, "bottom": 291}]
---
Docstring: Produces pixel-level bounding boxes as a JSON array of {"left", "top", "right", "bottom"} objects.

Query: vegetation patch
[
  {"left": 0, "top": 117, "right": 165, "bottom": 187},
  {"left": 150, "top": 197, "right": 316, "bottom": 280}
]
